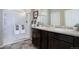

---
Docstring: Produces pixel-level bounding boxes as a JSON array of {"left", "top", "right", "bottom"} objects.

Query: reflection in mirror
[
  {"left": 32, "top": 9, "right": 79, "bottom": 29},
  {"left": 64, "top": 9, "right": 79, "bottom": 27},
  {"left": 32, "top": 9, "right": 49, "bottom": 27},
  {"left": 50, "top": 9, "right": 61, "bottom": 27}
]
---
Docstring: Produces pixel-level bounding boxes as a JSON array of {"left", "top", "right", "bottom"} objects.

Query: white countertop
[{"left": 32, "top": 26, "right": 79, "bottom": 37}]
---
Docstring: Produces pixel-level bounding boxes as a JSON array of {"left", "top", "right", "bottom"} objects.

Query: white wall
[
  {"left": 65, "top": 10, "right": 79, "bottom": 27},
  {"left": 2, "top": 9, "right": 31, "bottom": 45},
  {"left": 0, "top": 10, "right": 3, "bottom": 45}
]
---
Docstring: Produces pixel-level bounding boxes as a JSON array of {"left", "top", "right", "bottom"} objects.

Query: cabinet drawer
[
  {"left": 49, "top": 32, "right": 73, "bottom": 43},
  {"left": 48, "top": 32, "right": 55, "bottom": 38},
  {"left": 48, "top": 38, "right": 73, "bottom": 49},
  {"left": 54, "top": 33, "right": 73, "bottom": 43}
]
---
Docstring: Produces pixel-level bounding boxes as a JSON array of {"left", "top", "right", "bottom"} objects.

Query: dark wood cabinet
[
  {"left": 48, "top": 38, "right": 73, "bottom": 49},
  {"left": 40, "top": 31, "right": 48, "bottom": 49},
  {"left": 48, "top": 38, "right": 59, "bottom": 49},
  {"left": 73, "top": 37, "right": 79, "bottom": 48},
  {"left": 32, "top": 29, "right": 41, "bottom": 48},
  {"left": 32, "top": 29, "right": 48, "bottom": 49},
  {"left": 32, "top": 28, "right": 79, "bottom": 49},
  {"left": 60, "top": 41, "right": 73, "bottom": 49},
  {"left": 48, "top": 32, "right": 73, "bottom": 49}
]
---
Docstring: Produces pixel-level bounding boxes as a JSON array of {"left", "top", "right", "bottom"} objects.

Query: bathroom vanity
[{"left": 32, "top": 26, "right": 79, "bottom": 49}]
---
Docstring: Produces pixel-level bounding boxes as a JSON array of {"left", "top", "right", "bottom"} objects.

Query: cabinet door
[
  {"left": 41, "top": 31, "right": 48, "bottom": 49},
  {"left": 48, "top": 38, "right": 73, "bottom": 49},
  {"left": 59, "top": 40, "right": 73, "bottom": 49},
  {"left": 73, "top": 37, "right": 79, "bottom": 48},
  {"left": 48, "top": 38, "right": 62, "bottom": 49},
  {"left": 54, "top": 33, "right": 73, "bottom": 44},
  {"left": 32, "top": 29, "right": 41, "bottom": 48}
]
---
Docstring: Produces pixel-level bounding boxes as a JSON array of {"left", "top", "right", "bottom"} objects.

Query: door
[{"left": 3, "top": 10, "right": 16, "bottom": 44}]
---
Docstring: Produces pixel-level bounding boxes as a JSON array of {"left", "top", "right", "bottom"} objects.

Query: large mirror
[
  {"left": 50, "top": 9, "right": 79, "bottom": 28},
  {"left": 32, "top": 9, "right": 49, "bottom": 26},
  {"left": 50, "top": 9, "right": 61, "bottom": 26},
  {"left": 64, "top": 9, "right": 79, "bottom": 27},
  {"left": 32, "top": 9, "right": 79, "bottom": 28}
]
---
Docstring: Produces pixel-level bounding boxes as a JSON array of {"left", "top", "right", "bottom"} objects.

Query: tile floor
[{"left": 0, "top": 39, "right": 36, "bottom": 49}]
